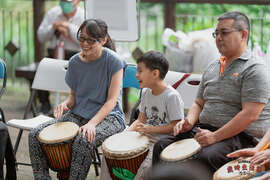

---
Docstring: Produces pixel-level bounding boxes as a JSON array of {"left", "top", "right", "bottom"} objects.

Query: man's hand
[
  {"left": 57, "top": 26, "right": 69, "bottom": 38},
  {"left": 53, "top": 21, "right": 70, "bottom": 39},
  {"left": 53, "top": 21, "right": 70, "bottom": 29},
  {"left": 194, "top": 127, "right": 217, "bottom": 147},
  {"left": 173, "top": 117, "right": 193, "bottom": 136},
  {"left": 79, "top": 122, "right": 96, "bottom": 143}
]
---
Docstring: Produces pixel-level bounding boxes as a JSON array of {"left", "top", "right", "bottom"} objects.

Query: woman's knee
[
  {"left": 29, "top": 127, "right": 39, "bottom": 140},
  {"left": 73, "top": 133, "right": 95, "bottom": 152}
]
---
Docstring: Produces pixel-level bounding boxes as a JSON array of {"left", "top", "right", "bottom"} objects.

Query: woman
[{"left": 29, "top": 19, "right": 126, "bottom": 180}]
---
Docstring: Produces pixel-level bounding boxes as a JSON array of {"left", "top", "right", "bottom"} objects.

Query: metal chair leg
[{"left": 92, "top": 147, "right": 101, "bottom": 176}]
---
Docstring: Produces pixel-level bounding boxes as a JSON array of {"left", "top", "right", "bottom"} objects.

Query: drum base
[
  {"left": 105, "top": 150, "right": 149, "bottom": 180},
  {"left": 57, "top": 171, "right": 69, "bottom": 180}
]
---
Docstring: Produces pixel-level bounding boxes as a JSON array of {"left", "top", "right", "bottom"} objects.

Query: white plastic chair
[
  {"left": 7, "top": 58, "right": 69, "bottom": 166},
  {"left": 164, "top": 71, "right": 201, "bottom": 109}
]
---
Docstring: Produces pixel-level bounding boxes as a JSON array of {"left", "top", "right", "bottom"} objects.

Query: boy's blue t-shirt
[{"left": 65, "top": 48, "right": 126, "bottom": 125}]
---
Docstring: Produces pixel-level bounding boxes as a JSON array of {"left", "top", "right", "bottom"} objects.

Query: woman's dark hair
[{"left": 77, "top": 19, "right": 116, "bottom": 51}]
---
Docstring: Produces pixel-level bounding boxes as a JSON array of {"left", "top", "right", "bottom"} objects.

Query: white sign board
[{"left": 85, "top": 0, "right": 139, "bottom": 41}]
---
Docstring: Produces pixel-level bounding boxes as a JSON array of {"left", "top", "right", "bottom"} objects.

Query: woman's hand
[
  {"left": 54, "top": 102, "right": 69, "bottom": 118},
  {"left": 227, "top": 148, "right": 257, "bottom": 158},
  {"left": 79, "top": 122, "right": 96, "bottom": 143},
  {"left": 250, "top": 149, "right": 270, "bottom": 167}
]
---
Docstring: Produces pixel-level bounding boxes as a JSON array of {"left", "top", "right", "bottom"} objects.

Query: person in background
[
  {"left": 37, "top": 0, "right": 84, "bottom": 114},
  {"left": 29, "top": 19, "right": 125, "bottom": 180},
  {"left": 100, "top": 50, "right": 185, "bottom": 180},
  {"left": 152, "top": 11, "right": 270, "bottom": 173},
  {"left": 228, "top": 128, "right": 270, "bottom": 179}
]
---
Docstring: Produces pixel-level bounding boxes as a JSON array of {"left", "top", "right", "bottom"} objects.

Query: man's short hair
[
  {"left": 218, "top": 11, "right": 250, "bottom": 43},
  {"left": 137, "top": 50, "right": 169, "bottom": 80}
]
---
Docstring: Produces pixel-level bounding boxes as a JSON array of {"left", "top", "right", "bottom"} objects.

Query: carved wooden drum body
[
  {"left": 102, "top": 131, "right": 149, "bottom": 180},
  {"left": 38, "top": 122, "right": 79, "bottom": 180}
]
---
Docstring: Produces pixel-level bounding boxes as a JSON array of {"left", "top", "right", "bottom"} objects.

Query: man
[
  {"left": 37, "top": 0, "right": 84, "bottom": 114},
  {"left": 152, "top": 11, "right": 270, "bottom": 173}
]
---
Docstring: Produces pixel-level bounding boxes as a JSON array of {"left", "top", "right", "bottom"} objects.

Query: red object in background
[{"left": 188, "top": 80, "right": 200, "bottom": 85}]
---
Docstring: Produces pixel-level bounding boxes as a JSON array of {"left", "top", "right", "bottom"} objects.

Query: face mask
[{"left": 60, "top": 1, "right": 74, "bottom": 14}]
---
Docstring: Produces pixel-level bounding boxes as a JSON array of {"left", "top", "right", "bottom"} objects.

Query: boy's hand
[
  {"left": 173, "top": 117, "right": 193, "bottom": 136},
  {"left": 126, "top": 126, "right": 134, "bottom": 131},
  {"left": 135, "top": 122, "right": 149, "bottom": 135}
]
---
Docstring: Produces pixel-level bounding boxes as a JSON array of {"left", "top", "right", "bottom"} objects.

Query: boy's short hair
[{"left": 137, "top": 50, "right": 169, "bottom": 80}]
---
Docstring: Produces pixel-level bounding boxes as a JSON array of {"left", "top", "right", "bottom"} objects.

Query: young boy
[{"left": 100, "top": 50, "right": 185, "bottom": 180}]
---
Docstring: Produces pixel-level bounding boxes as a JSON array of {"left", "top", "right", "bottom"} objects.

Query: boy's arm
[{"left": 143, "top": 120, "right": 180, "bottom": 134}]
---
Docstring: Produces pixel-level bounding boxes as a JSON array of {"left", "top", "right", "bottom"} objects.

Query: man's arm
[
  {"left": 186, "top": 98, "right": 205, "bottom": 126},
  {"left": 195, "top": 101, "right": 265, "bottom": 147},
  {"left": 174, "top": 98, "right": 205, "bottom": 135},
  {"left": 214, "top": 101, "right": 265, "bottom": 142}
]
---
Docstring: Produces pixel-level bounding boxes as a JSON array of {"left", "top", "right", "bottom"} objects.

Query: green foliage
[{"left": 1, "top": 1, "right": 270, "bottom": 81}]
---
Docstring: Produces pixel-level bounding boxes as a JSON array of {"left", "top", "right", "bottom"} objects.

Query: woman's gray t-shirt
[{"left": 65, "top": 48, "right": 126, "bottom": 125}]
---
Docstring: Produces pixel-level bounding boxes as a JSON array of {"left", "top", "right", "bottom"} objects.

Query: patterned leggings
[{"left": 29, "top": 111, "right": 125, "bottom": 180}]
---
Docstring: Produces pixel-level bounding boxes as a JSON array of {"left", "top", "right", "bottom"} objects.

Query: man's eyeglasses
[
  {"left": 78, "top": 36, "right": 99, "bottom": 45},
  {"left": 212, "top": 29, "right": 241, "bottom": 38}
]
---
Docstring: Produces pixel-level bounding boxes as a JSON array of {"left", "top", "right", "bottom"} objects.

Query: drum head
[
  {"left": 102, "top": 131, "right": 149, "bottom": 159},
  {"left": 161, "top": 138, "right": 201, "bottom": 161},
  {"left": 38, "top": 122, "right": 79, "bottom": 144},
  {"left": 213, "top": 158, "right": 265, "bottom": 180}
]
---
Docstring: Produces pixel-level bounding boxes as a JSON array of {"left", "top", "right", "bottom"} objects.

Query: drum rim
[
  {"left": 102, "top": 131, "right": 150, "bottom": 159},
  {"left": 213, "top": 157, "right": 265, "bottom": 180},
  {"left": 160, "top": 138, "right": 201, "bottom": 161},
  {"left": 38, "top": 122, "right": 79, "bottom": 144},
  {"left": 103, "top": 148, "right": 149, "bottom": 160}
]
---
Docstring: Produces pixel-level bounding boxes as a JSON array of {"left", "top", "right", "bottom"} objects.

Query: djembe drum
[
  {"left": 213, "top": 157, "right": 265, "bottom": 180},
  {"left": 38, "top": 122, "right": 79, "bottom": 180},
  {"left": 102, "top": 131, "right": 149, "bottom": 180},
  {"left": 160, "top": 138, "right": 201, "bottom": 162}
]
